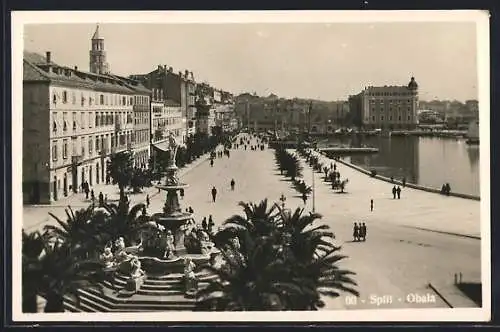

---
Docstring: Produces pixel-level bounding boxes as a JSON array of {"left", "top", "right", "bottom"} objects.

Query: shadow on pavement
[{"left": 457, "top": 282, "right": 482, "bottom": 307}]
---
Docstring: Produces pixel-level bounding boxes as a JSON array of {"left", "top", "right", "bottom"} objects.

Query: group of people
[
  {"left": 353, "top": 222, "right": 367, "bottom": 242},
  {"left": 201, "top": 215, "right": 216, "bottom": 234},
  {"left": 391, "top": 185, "right": 402, "bottom": 199}
]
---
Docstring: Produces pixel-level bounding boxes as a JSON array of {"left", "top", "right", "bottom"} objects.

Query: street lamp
[{"left": 308, "top": 101, "right": 316, "bottom": 213}]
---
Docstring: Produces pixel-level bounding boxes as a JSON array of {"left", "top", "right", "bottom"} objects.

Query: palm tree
[
  {"left": 22, "top": 229, "right": 105, "bottom": 313},
  {"left": 97, "top": 201, "right": 151, "bottom": 246},
  {"left": 44, "top": 204, "right": 104, "bottom": 259},
  {"left": 38, "top": 241, "right": 105, "bottom": 312},
  {"left": 106, "top": 151, "right": 135, "bottom": 202},
  {"left": 198, "top": 200, "right": 358, "bottom": 311},
  {"left": 22, "top": 230, "right": 44, "bottom": 313},
  {"left": 222, "top": 199, "right": 279, "bottom": 254}
]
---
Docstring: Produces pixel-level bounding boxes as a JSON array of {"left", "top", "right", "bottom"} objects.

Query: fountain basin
[{"left": 155, "top": 183, "right": 189, "bottom": 191}]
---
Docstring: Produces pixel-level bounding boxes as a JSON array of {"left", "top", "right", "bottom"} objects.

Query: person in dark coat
[
  {"left": 396, "top": 186, "right": 401, "bottom": 199},
  {"left": 402, "top": 177, "right": 406, "bottom": 187},
  {"left": 146, "top": 194, "right": 150, "bottom": 207},
  {"left": 98, "top": 192, "right": 104, "bottom": 206},
  {"left": 211, "top": 186, "right": 217, "bottom": 202},
  {"left": 353, "top": 223, "right": 360, "bottom": 241},
  {"left": 370, "top": 199, "right": 374, "bottom": 212},
  {"left": 202, "top": 217, "right": 208, "bottom": 230},
  {"left": 208, "top": 215, "right": 215, "bottom": 233},
  {"left": 230, "top": 179, "right": 235, "bottom": 191},
  {"left": 392, "top": 186, "right": 397, "bottom": 199},
  {"left": 360, "top": 223, "right": 367, "bottom": 241}
]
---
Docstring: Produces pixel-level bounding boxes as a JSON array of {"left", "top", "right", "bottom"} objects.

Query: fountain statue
[{"left": 152, "top": 131, "right": 193, "bottom": 256}]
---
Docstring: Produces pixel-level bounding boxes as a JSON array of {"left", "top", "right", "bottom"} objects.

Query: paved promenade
[{"left": 22, "top": 134, "right": 482, "bottom": 310}]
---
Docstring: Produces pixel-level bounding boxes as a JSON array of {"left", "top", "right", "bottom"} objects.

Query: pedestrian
[
  {"left": 85, "top": 186, "right": 90, "bottom": 199},
  {"left": 390, "top": 176, "right": 394, "bottom": 183},
  {"left": 202, "top": 217, "right": 208, "bottom": 231},
  {"left": 445, "top": 183, "right": 451, "bottom": 196},
  {"left": 353, "top": 223, "right": 360, "bottom": 242},
  {"left": 98, "top": 191, "right": 104, "bottom": 206},
  {"left": 211, "top": 186, "right": 217, "bottom": 203},
  {"left": 230, "top": 179, "right": 235, "bottom": 191},
  {"left": 146, "top": 194, "right": 150, "bottom": 207},
  {"left": 392, "top": 186, "right": 397, "bottom": 199},
  {"left": 361, "top": 223, "right": 367, "bottom": 241},
  {"left": 90, "top": 189, "right": 95, "bottom": 201},
  {"left": 180, "top": 188, "right": 185, "bottom": 200},
  {"left": 104, "top": 194, "right": 108, "bottom": 203},
  {"left": 188, "top": 206, "right": 194, "bottom": 214},
  {"left": 370, "top": 199, "right": 374, "bottom": 212},
  {"left": 402, "top": 177, "right": 406, "bottom": 187},
  {"left": 396, "top": 186, "right": 401, "bottom": 199},
  {"left": 334, "top": 163, "right": 337, "bottom": 171},
  {"left": 208, "top": 215, "right": 215, "bottom": 233},
  {"left": 210, "top": 159, "right": 214, "bottom": 167},
  {"left": 302, "top": 192, "right": 307, "bottom": 204}
]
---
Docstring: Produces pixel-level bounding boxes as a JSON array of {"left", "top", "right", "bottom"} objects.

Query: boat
[{"left": 465, "top": 120, "right": 479, "bottom": 145}]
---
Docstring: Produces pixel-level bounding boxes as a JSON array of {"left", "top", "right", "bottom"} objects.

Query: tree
[
  {"left": 97, "top": 201, "right": 151, "bottom": 246},
  {"left": 197, "top": 200, "right": 358, "bottom": 311},
  {"left": 107, "top": 151, "right": 135, "bottom": 202},
  {"left": 43, "top": 204, "right": 107, "bottom": 260},
  {"left": 22, "top": 229, "right": 105, "bottom": 313},
  {"left": 22, "top": 230, "right": 44, "bottom": 313}
]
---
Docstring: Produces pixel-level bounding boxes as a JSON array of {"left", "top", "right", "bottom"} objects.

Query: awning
[{"left": 152, "top": 141, "right": 170, "bottom": 152}]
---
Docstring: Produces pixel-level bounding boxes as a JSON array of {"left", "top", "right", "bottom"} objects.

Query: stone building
[
  {"left": 23, "top": 51, "right": 135, "bottom": 204},
  {"left": 348, "top": 77, "right": 419, "bottom": 130}
]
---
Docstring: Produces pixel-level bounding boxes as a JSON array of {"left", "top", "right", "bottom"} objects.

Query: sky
[{"left": 23, "top": 22, "right": 478, "bottom": 102}]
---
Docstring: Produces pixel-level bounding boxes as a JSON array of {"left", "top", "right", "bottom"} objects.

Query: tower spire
[{"left": 92, "top": 24, "right": 101, "bottom": 40}]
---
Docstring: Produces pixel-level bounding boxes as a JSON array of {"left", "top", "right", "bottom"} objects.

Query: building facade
[
  {"left": 23, "top": 51, "right": 135, "bottom": 204},
  {"left": 349, "top": 77, "right": 419, "bottom": 130}
]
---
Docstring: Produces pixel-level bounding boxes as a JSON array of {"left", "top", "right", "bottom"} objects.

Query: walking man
[
  {"left": 202, "top": 217, "right": 208, "bottom": 231},
  {"left": 370, "top": 199, "right": 374, "bottom": 212},
  {"left": 211, "top": 186, "right": 217, "bottom": 203},
  {"left": 361, "top": 223, "right": 367, "bottom": 241},
  {"left": 396, "top": 186, "right": 401, "bottom": 199},
  {"left": 146, "top": 194, "right": 150, "bottom": 207},
  {"left": 392, "top": 186, "right": 397, "bottom": 199},
  {"left": 210, "top": 159, "right": 214, "bottom": 167},
  {"left": 208, "top": 215, "right": 215, "bottom": 233},
  {"left": 230, "top": 179, "right": 235, "bottom": 191},
  {"left": 353, "top": 223, "right": 360, "bottom": 242}
]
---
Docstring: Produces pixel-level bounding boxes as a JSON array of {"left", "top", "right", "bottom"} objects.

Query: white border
[{"left": 11, "top": 10, "right": 491, "bottom": 322}]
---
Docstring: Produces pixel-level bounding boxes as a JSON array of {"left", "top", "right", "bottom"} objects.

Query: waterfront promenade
[{"left": 22, "top": 134, "right": 481, "bottom": 309}]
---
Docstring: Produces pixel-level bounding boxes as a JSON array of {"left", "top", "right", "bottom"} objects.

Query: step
[
  {"left": 137, "top": 289, "right": 185, "bottom": 296},
  {"left": 140, "top": 283, "right": 182, "bottom": 290},
  {"left": 85, "top": 287, "right": 197, "bottom": 306},
  {"left": 63, "top": 301, "right": 84, "bottom": 313},
  {"left": 102, "top": 280, "right": 125, "bottom": 290},
  {"left": 64, "top": 295, "right": 102, "bottom": 313},
  {"left": 77, "top": 289, "right": 116, "bottom": 310}
]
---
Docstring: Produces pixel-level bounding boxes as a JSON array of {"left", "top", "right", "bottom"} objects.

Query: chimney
[
  {"left": 46, "top": 51, "right": 51, "bottom": 63},
  {"left": 185, "top": 70, "right": 189, "bottom": 78},
  {"left": 168, "top": 67, "right": 173, "bottom": 73},
  {"left": 74, "top": 66, "right": 78, "bottom": 71}
]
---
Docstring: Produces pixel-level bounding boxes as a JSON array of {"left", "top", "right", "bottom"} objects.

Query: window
[
  {"left": 63, "top": 140, "right": 68, "bottom": 159},
  {"left": 408, "top": 116, "right": 411, "bottom": 121},
  {"left": 72, "top": 112, "right": 77, "bottom": 130},
  {"left": 88, "top": 113, "right": 92, "bottom": 128},
  {"left": 52, "top": 113, "right": 57, "bottom": 132},
  {"left": 81, "top": 144, "right": 85, "bottom": 157},
  {"left": 130, "top": 97, "right": 133, "bottom": 105},
  {"left": 398, "top": 116, "right": 402, "bottom": 121},
  {"left": 390, "top": 116, "right": 393, "bottom": 121},
  {"left": 63, "top": 113, "right": 68, "bottom": 131},
  {"left": 89, "top": 97, "right": 93, "bottom": 106},
  {"left": 53, "top": 94, "right": 57, "bottom": 104},
  {"left": 81, "top": 94, "right": 85, "bottom": 106},
  {"left": 52, "top": 141, "right": 58, "bottom": 161},
  {"left": 372, "top": 116, "right": 375, "bottom": 121},
  {"left": 72, "top": 92, "right": 76, "bottom": 104},
  {"left": 123, "top": 97, "right": 126, "bottom": 105},
  {"left": 62, "top": 91, "right": 68, "bottom": 103},
  {"left": 100, "top": 94, "right": 104, "bottom": 105},
  {"left": 381, "top": 116, "right": 384, "bottom": 121},
  {"left": 81, "top": 113, "right": 85, "bottom": 129},
  {"left": 96, "top": 138, "right": 100, "bottom": 152},
  {"left": 89, "top": 138, "right": 93, "bottom": 154},
  {"left": 96, "top": 113, "right": 100, "bottom": 127}
]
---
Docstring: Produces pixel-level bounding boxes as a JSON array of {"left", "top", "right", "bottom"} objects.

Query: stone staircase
[{"left": 64, "top": 270, "right": 218, "bottom": 312}]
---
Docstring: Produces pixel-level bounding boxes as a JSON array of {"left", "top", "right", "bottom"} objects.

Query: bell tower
[{"left": 89, "top": 24, "right": 109, "bottom": 74}]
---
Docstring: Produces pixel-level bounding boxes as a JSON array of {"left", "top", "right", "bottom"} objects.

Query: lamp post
[{"left": 308, "top": 101, "right": 316, "bottom": 213}]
